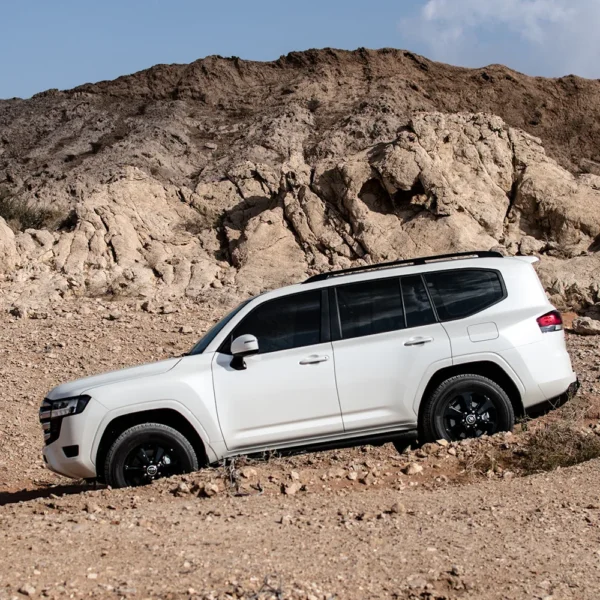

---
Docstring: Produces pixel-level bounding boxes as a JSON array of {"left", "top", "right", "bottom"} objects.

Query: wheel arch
[
  {"left": 417, "top": 361, "right": 524, "bottom": 427},
  {"left": 95, "top": 408, "right": 209, "bottom": 481}
]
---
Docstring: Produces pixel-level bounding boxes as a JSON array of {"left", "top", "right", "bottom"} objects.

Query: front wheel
[
  {"left": 419, "top": 374, "right": 515, "bottom": 443},
  {"left": 104, "top": 423, "right": 198, "bottom": 488}
]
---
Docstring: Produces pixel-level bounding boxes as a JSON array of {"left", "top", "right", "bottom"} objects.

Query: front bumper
[{"left": 40, "top": 399, "right": 106, "bottom": 480}]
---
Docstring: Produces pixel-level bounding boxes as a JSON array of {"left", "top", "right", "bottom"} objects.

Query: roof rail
[{"left": 302, "top": 251, "right": 504, "bottom": 284}]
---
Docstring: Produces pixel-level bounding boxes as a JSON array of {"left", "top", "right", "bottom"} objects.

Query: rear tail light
[{"left": 537, "top": 311, "right": 563, "bottom": 333}]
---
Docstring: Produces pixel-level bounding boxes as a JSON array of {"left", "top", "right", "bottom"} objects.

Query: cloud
[{"left": 401, "top": 0, "right": 600, "bottom": 78}]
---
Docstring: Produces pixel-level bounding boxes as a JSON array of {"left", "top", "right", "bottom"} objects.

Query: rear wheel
[
  {"left": 419, "top": 374, "right": 514, "bottom": 443},
  {"left": 104, "top": 423, "right": 198, "bottom": 488}
]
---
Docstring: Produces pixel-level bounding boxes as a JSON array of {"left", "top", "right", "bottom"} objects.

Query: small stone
[
  {"left": 141, "top": 300, "right": 154, "bottom": 313},
  {"left": 278, "top": 514, "right": 293, "bottom": 525},
  {"left": 451, "top": 565, "right": 464, "bottom": 576},
  {"left": 84, "top": 502, "right": 101, "bottom": 513},
  {"left": 403, "top": 463, "right": 424, "bottom": 476},
  {"left": 204, "top": 142, "right": 218, "bottom": 150},
  {"left": 211, "top": 280, "right": 223, "bottom": 289},
  {"left": 421, "top": 443, "right": 438, "bottom": 454},
  {"left": 290, "top": 470, "right": 300, "bottom": 481},
  {"left": 282, "top": 482, "right": 301, "bottom": 496},
  {"left": 198, "top": 482, "right": 219, "bottom": 497},
  {"left": 18, "top": 584, "right": 36, "bottom": 596},
  {"left": 359, "top": 471, "right": 376, "bottom": 485},
  {"left": 180, "top": 325, "right": 193, "bottom": 334},
  {"left": 174, "top": 482, "right": 191, "bottom": 495},
  {"left": 356, "top": 511, "right": 376, "bottom": 521},
  {"left": 389, "top": 502, "right": 406, "bottom": 514},
  {"left": 106, "top": 311, "right": 122, "bottom": 321},
  {"left": 239, "top": 467, "right": 257, "bottom": 479},
  {"left": 87, "top": 573, "right": 98, "bottom": 580},
  {"left": 347, "top": 472, "right": 358, "bottom": 481},
  {"left": 447, "top": 447, "right": 457, "bottom": 456},
  {"left": 436, "top": 438, "right": 449, "bottom": 447}
]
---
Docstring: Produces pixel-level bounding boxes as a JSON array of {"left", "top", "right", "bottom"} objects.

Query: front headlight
[{"left": 39, "top": 395, "right": 91, "bottom": 443}]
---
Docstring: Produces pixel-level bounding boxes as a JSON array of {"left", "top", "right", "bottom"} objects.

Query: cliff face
[{"left": 1, "top": 48, "right": 600, "bottom": 311}]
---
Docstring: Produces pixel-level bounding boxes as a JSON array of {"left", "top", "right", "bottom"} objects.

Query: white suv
[{"left": 40, "top": 251, "right": 578, "bottom": 487}]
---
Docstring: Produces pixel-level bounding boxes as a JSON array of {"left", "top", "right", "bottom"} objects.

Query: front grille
[{"left": 39, "top": 399, "right": 61, "bottom": 445}]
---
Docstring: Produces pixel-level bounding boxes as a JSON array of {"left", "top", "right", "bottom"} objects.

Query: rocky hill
[{"left": 2, "top": 47, "right": 600, "bottom": 311}]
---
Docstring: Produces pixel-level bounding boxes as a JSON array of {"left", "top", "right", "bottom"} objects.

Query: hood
[{"left": 46, "top": 357, "right": 182, "bottom": 400}]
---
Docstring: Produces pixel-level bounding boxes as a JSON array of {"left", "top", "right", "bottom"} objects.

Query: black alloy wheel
[
  {"left": 104, "top": 423, "right": 199, "bottom": 488},
  {"left": 418, "top": 374, "right": 515, "bottom": 444},
  {"left": 122, "top": 442, "right": 182, "bottom": 487},
  {"left": 442, "top": 391, "right": 498, "bottom": 440}
]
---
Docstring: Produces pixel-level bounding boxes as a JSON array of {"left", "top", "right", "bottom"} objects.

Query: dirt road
[{"left": 1, "top": 300, "right": 600, "bottom": 599}]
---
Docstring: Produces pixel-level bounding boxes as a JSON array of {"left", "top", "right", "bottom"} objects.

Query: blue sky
[{"left": 1, "top": 0, "right": 598, "bottom": 99}]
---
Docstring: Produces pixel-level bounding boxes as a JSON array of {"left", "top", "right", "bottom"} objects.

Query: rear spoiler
[{"left": 513, "top": 256, "right": 540, "bottom": 264}]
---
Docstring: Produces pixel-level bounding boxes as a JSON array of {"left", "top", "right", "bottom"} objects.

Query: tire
[
  {"left": 419, "top": 374, "right": 515, "bottom": 444},
  {"left": 104, "top": 423, "right": 199, "bottom": 488}
]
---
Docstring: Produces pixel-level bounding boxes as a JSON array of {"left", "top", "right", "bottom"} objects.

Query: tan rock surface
[{"left": 2, "top": 50, "right": 600, "bottom": 309}]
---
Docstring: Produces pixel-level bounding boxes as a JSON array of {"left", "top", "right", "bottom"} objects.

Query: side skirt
[{"left": 216, "top": 428, "right": 419, "bottom": 463}]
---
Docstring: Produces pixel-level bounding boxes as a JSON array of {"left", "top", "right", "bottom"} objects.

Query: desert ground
[{"left": 1, "top": 300, "right": 599, "bottom": 600}]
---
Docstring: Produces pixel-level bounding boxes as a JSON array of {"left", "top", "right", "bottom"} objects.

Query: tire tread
[{"left": 419, "top": 374, "right": 514, "bottom": 443}]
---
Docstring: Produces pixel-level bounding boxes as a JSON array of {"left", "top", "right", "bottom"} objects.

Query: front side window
[
  {"left": 227, "top": 291, "right": 321, "bottom": 354},
  {"left": 425, "top": 269, "right": 504, "bottom": 320},
  {"left": 336, "top": 278, "right": 405, "bottom": 340},
  {"left": 189, "top": 298, "right": 253, "bottom": 355}
]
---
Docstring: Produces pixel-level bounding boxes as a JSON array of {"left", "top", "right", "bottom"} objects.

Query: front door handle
[
  {"left": 404, "top": 336, "right": 434, "bottom": 346},
  {"left": 299, "top": 355, "right": 330, "bottom": 365}
]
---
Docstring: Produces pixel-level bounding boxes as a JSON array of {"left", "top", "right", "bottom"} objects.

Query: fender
[
  {"left": 90, "top": 399, "right": 220, "bottom": 465},
  {"left": 452, "top": 352, "right": 525, "bottom": 392},
  {"left": 411, "top": 351, "right": 525, "bottom": 415},
  {"left": 411, "top": 356, "right": 453, "bottom": 416}
]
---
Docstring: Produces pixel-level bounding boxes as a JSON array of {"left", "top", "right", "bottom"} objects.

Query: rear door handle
[
  {"left": 299, "top": 355, "right": 330, "bottom": 365},
  {"left": 404, "top": 336, "right": 434, "bottom": 346}
]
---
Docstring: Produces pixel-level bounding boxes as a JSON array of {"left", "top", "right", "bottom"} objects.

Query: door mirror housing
[
  {"left": 230, "top": 334, "right": 259, "bottom": 371},
  {"left": 231, "top": 334, "right": 259, "bottom": 357}
]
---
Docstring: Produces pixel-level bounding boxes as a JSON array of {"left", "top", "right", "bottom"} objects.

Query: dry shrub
[
  {"left": 0, "top": 195, "right": 69, "bottom": 232},
  {"left": 519, "top": 422, "right": 600, "bottom": 474}
]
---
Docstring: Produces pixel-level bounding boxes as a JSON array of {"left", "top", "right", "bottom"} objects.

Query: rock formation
[{"left": 2, "top": 48, "right": 600, "bottom": 311}]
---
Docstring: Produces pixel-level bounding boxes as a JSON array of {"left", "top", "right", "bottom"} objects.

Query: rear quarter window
[{"left": 424, "top": 269, "right": 505, "bottom": 321}]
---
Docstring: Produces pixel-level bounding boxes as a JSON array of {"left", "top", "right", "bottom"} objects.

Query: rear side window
[
  {"left": 401, "top": 275, "right": 436, "bottom": 328},
  {"left": 228, "top": 291, "right": 321, "bottom": 354},
  {"left": 337, "top": 278, "right": 404, "bottom": 340},
  {"left": 425, "top": 269, "right": 504, "bottom": 320}
]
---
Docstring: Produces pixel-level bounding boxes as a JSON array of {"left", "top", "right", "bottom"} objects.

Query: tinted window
[
  {"left": 425, "top": 269, "right": 504, "bottom": 320},
  {"left": 336, "top": 278, "right": 404, "bottom": 339},
  {"left": 228, "top": 291, "right": 321, "bottom": 354},
  {"left": 401, "top": 275, "right": 436, "bottom": 327}
]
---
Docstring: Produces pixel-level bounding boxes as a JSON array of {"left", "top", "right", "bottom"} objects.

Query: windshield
[{"left": 188, "top": 298, "right": 253, "bottom": 355}]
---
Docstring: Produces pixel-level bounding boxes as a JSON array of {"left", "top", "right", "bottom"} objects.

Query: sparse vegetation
[
  {"left": 519, "top": 422, "right": 600, "bottom": 474},
  {"left": 0, "top": 193, "right": 71, "bottom": 233}
]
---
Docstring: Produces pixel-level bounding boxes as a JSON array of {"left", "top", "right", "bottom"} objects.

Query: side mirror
[
  {"left": 231, "top": 334, "right": 259, "bottom": 356},
  {"left": 230, "top": 335, "right": 259, "bottom": 370}
]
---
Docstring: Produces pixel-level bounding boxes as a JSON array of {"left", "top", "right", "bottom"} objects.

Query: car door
[
  {"left": 331, "top": 274, "right": 452, "bottom": 432},
  {"left": 212, "top": 289, "right": 344, "bottom": 451}
]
